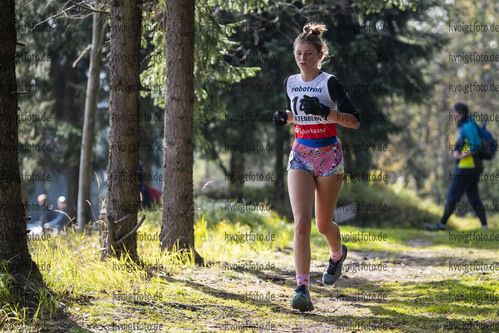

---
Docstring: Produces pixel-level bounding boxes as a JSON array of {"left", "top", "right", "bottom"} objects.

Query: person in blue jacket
[{"left": 425, "top": 102, "right": 488, "bottom": 230}]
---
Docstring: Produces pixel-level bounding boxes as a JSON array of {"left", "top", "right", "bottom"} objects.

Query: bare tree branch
[
  {"left": 72, "top": 44, "right": 91, "bottom": 68},
  {"left": 68, "top": 0, "right": 109, "bottom": 14},
  {"left": 31, "top": 4, "right": 77, "bottom": 30},
  {"left": 114, "top": 214, "right": 130, "bottom": 224},
  {"left": 31, "top": 0, "right": 108, "bottom": 33},
  {"left": 114, "top": 214, "right": 146, "bottom": 247}
]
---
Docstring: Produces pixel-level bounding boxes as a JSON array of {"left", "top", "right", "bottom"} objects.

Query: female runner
[{"left": 273, "top": 22, "right": 360, "bottom": 312}]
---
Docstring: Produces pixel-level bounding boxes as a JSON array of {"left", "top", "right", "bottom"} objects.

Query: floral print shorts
[{"left": 287, "top": 140, "right": 344, "bottom": 178}]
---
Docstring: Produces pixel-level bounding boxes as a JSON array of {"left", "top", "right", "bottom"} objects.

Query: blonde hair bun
[
  {"left": 303, "top": 22, "right": 327, "bottom": 37},
  {"left": 294, "top": 22, "right": 329, "bottom": 69}
]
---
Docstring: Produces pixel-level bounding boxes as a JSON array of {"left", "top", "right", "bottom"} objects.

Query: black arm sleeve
[
  {"left": 327, "top": 76, "right": 360, "bottom": 123},
  {"left": 283, "top": 77, "right": 291, "bottom": 111}
]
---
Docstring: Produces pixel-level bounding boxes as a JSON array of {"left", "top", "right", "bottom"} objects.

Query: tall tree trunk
[
  {"left": 49, "top": 38, "right": 79, "bottom": 222},
  {"left": 103, "top": 0, "right": 142, "bottom": 260},
  {"left": 78, "top": 3, "right": 106, "bottom": 230},
  {"left": 66, "top": 164, "right": 79, "bottom": 220},
  {"left": 229, "top": 151, "right": 245, "bottom": 202},
  {"left": 62, "top": 51, "right": 80, "bottom": 221},
  {"left": 160, "top": 0, "right": 201, "bottom": 264},
  {"left": 440, "top": 88, "right": 451, "bottom": 202},
  {"left": 0, "top": 0, "right": 43, "bottom": 304}
]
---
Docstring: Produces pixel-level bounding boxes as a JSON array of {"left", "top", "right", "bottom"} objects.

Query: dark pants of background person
[{"left": 440, "top": 166, "right": 487, "bottom": 226}]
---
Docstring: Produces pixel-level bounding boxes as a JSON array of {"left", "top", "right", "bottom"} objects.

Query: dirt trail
[
  {"left": 39, "top": 238, "right": 499, "bottom": 333},
  {"left": 188, "top": 242, "right": 499, "bottom": 332}
]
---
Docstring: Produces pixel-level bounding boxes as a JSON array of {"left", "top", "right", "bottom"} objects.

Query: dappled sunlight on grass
[
  {"left": 194, "top": 196, "right": 293, "bottom": 267},
  {"left": 338, "top": 180, "right": 499, "bottom": 231},
  {"left": 2, "top": 193, "right": 498, "bottom": 331}
]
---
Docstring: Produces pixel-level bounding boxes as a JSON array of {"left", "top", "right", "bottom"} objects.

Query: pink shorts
[{"left": 287, "top": 140, "right": 344, "bottom": 178}]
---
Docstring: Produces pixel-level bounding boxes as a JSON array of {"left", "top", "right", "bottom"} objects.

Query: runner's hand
[
  {"left": 301, "top": 95, "right": 330, "bottom": 118},
  {"left": 273, "top": 110, "right": 288, "bottom": 127}
]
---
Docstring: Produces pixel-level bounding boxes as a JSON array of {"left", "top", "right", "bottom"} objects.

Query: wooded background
[
  {"left": 14, "top": 0, "right": 498, "bottom": 215},
  {"left": 1, "top": 0, "right": 497, "bottom": 299}
]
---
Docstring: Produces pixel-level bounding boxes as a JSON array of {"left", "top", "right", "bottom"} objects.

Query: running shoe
[
  {"left": 291, "top": 284, "right": 314, "bottom": 312},
  {"left": 424, "top": 222, "right": 445, "bottom": 231},
  {"left": 322, "top": 244, "right": 347, "bottom": 285}
]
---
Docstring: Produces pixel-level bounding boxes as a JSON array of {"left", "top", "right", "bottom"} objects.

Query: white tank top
[{"left": 285, "top": 72, "right": 338, "bottom": 146}]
